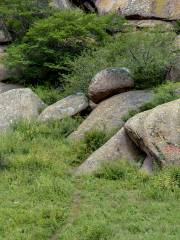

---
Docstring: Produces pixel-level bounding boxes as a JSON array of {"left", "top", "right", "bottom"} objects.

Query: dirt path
[{"left": 49, "top": 180, "right": 82, "bottom": 240}]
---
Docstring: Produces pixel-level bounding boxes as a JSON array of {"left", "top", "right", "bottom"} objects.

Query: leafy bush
[
  {"left": 64, "top": 30, "right": 175, "bottom": 94},
  {"left": 0, "top": 0, "right": 50, "bottom": 40},
  {"left": 6, "top": 10, "right": 124, "bottom": 86},
  {"left": 122, "top": 81, "right": 180, "bottom": 122}
]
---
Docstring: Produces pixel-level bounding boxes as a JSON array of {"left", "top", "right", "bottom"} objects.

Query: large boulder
[
  {"left": 69, "top": 90, "right": 153, "bottom": 140},
  {"left": 75, "top": 127, "right": 142, "bottom": 175},
  {"left": 125, "top": 99, "right": 180, "bottom": 171},
  {"left": 49, "top": 0, "right": 72, "bottom": 8},
  {"left": 0, "top": 88, "right": 46, "bottom": 132},
  {"left": 38, "top": 93, "right": 88, "bottom": 122},
  {"left": 88, "top": 68, "right": 134, "bottom": 104},
  {"left": 95, "top": 0, "right": 180, "bottom": 20}
]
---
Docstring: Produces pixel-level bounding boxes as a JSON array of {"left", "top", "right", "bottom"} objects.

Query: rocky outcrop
[
  {"left": 75, "top": 127, "right": 142, "bottom": 175},
  {"left": 125, "top": 99, "right": 180, "bottom": 171},
  {"left": 95, "top": 0, "right": 180, "bottom": 20},
  {"left": 39, "top": 93, "right": 88, "bottom": 122},
  {"left": 49, "top": 0, "right": 72, "bottom": 8},
  {"left": 69, "top": 90, "right": 153, "bottom": 140},
  {"left": 0, "top": 88, "right": 46, "bottom": 132},
  {"left": 88, "top": 68, "right": 134, "bottom": 103}
]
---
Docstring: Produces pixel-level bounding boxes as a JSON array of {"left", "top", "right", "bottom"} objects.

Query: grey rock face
[
  {"left": 0, "top": 88, "right": 46, "bottom": 132},
  {"left": 88, "top": 68, "right": 134, "bottom": 104},
  {"left": 125, "top": 99, "right": 180, "bottom": 167},
  {"left": 49, "top": 0, "right": 72, "bottom": 8},
  {"left": 39, "top": 93, "right": 88, "bottom": 122},
  {"left": 69, "top": 90, "right": 153, "bottom": 141},
  {"left": 75, "top": 127, "right": 142, "bottom": 175}
]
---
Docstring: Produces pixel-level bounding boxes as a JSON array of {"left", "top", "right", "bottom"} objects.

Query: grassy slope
[{"left": 0, "top": 119, "right": 179, "bottom": 240}]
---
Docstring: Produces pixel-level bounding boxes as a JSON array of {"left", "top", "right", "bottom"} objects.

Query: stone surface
[
  {"left": 95, "top": 0, "right": 180, "bottom": 20},
  {"left": 39, "top": 93, "right": 88, "bottom": 122},
  {"left": 49, "top": 0, "right": 72, "bottom": 8},
  {"left": 166, "top": 56, "right": 180, "bottom": 82},
  {"left": 88, "top": 68, "right": 134, "bottom": 103},
  {"left": 0, "top": 88, "right": 46, "bottom": 132},
  {"left": 125, "top": 99, "right": 180, "bottom": 167},
  {"left": 0, "top": 82, "right": 22, "bottom": 94},
  {"left": 75, "top": 127, "right": 142, "bottom": 175},
  {"left": 69, "top": 90, "right": 153, "bottom": 140}
]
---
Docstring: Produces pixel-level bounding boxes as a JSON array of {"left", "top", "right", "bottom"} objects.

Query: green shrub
[
  {"left": 0, "top": 0, "right": 50, "bottom": 40},
  {"left": 64, "top": 30, "right": 175, "bottom": 94},
  {"left": 6, "top": 10, "right": 124, "bottom": 86}
]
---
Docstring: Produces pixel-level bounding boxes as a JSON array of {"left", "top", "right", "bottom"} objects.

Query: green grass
[{"left": 0, "top": 119, "right": 179, "bottom": 240}]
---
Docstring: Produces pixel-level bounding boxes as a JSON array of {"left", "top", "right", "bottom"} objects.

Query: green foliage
[
  {"left": 70, "top": 129, "right": 109, "bottom": 166},
  {"left": 6, "top": 10, "right": 124, "bottom": 86},
  {"left": 32, "top": 85, "right": 64, "bottom": 105},
  {"left": 143, "top": 166, "right": 180, "bottom": 200},
  {"left": 0, "top": 0, "right": 50, "bottom": 40},
  {"left": 122, "top": 82, "right": 180, "bottom": 122},
  {"left": 95, "top": 160, "right": 139, "bottom": 181},
  {"left": 12, "top": 117, "right": 82, "bottom": 140},
  {"left": 65, "top": 31, "right": 175, "bottom": 94}
]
